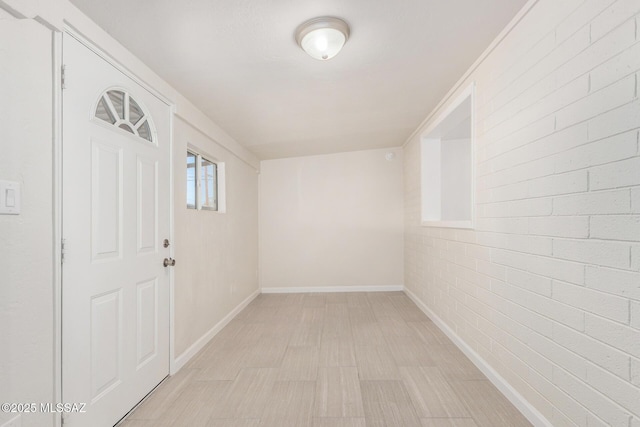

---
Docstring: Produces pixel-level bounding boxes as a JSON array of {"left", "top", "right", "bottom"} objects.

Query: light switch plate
[{"left": 0, "top": 180, "right": 21, "bottom": 215}]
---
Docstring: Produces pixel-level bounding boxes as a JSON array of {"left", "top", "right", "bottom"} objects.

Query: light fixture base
[{"left": 295, "top": 16, "right": 350, "bottom": 61}]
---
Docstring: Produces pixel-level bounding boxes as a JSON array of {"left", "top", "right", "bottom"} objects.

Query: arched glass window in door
[{"left": 94, "top": 89, "right": 155, "bottom": 143}]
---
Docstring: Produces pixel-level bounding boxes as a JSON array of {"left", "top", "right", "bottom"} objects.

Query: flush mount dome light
[{"left": 295, "top": 16, "right": 350, "bottom": 60}]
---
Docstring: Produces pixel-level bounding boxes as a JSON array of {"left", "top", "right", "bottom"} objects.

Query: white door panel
[{"left": 62, "top": 34, "right": 171, "bottom": 427}]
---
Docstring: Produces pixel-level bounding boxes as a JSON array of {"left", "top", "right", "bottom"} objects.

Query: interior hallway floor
[{"left": 120, "top": 292, "right": 532, "bottom": 427}]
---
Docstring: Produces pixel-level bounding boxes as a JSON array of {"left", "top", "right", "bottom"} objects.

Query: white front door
[{"left": 62, "top": 34, "right": 171, "bottom": 427}]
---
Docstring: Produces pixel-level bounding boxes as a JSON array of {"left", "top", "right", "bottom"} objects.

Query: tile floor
[{"left": 121, "top": 292, "right": 532, "bottom": 427}]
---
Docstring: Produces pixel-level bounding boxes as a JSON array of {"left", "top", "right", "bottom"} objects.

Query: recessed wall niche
[{"left": 421, "top": 83, "right": 474, "bottom": 229}]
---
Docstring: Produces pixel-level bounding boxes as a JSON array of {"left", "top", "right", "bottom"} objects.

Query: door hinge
[
  {"left": 61, "top": 238, "right": 67, "bottom": 264},
  {"left": 61, "top": 65, "right": 66, "bottom": 90}
]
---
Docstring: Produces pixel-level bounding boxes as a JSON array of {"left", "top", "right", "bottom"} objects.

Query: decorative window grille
[{"left": 95, "top": 89, "right": 155, "bottom": 143}]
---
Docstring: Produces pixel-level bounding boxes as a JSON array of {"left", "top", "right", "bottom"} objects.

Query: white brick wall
[
  {"left": 403, "top": 0, "right": 640, "bottom": 425},
  {"left": 632, "top": 301, "right": 640, "bottom": 329}
]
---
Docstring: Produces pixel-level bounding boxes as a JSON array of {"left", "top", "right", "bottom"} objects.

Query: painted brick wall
[{"left": 404, "top": 0, "right": 640, "bottom": 425}]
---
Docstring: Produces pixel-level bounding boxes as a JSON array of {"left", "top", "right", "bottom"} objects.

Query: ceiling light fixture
[{"left": 295, "top": 16, "right": 350, "bottom": 61}]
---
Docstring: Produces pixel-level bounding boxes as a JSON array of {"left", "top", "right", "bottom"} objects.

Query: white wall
[
  {"left": 0, "top": 2, "right": 261, "bottom": 425},
  {"left": 259, "top": 148, "right": 404, "bottom": 291},
  {"left": 174, "top": 118, "right": 259, "bottom": 358},
  {"left": 57, "top": 0, "right": 261, "bottom": 371},
  {"left": 404, "top": 0, "right": 640, "bottom": 425},
  {"left": 441, "top": 138, "right": 472, "bottom": 221},
  {"left": 0, "top": 17, "right": 55, "bottom": 427}
]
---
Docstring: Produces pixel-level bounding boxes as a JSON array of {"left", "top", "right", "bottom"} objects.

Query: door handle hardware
[{"left": 163, "top": 258, "right": 176, "bottom": 267}]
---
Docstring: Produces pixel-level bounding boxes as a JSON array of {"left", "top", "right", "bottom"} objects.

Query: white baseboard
[
  {"left": 171, "top": 289, "right": 260, "bottom": 374},
  {"left": 261, "top": 285, "right": 404, "bottom": 294},
  {"left": 404, "top": 288, "right": 552, "bottom": 427}
]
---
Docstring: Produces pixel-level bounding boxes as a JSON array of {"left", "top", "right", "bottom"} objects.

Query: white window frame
[
  {"left": 420, "top": 82, "right": 475, "bottom": 229},
  {"left": 199, "top": 156, "right": 218, "bottom": 211},
  {"left": 186, "top": 148, "right": 226, "bottom": 213},
  {"left": 186, "top": 150, "right": 198, "bottom": 210}
]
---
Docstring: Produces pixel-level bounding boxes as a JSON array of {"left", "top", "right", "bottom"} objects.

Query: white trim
[
  {"left": 63, "top": 25, "right": 171, "bottom": 107},
  {"left": 62, "top": 2, "right": 260, "bottom": 170},
  {"left": 177, "top": 111, "right": 261, "bottom": 172},
  {"left": 420, "top": 82, "right": 476, "bottom": 230},
  {"left": 216, "top": 162, "right": 227, "bottom": 213},
  {"left": 421, "top": 220, "right": 474, "bottom": 229},
  {"left": 404, "top": 287, "right": 552, "bottom": 427},
  {"left": 167, "top": 102, "right": 177, "bottom": 378},
  {"left": 0, "top": 0, "right": 63, "bottom": 29},
  {"left": 59, "top": 30, "right": 178, "bottom": 417},
  {"left": 420, "top": 82, "right": 475, "bottom": 143},
  {"left": 195, "top": 153, "right": 203, "bottom": 210},
  {"left": 52, "top": 30, "right": 63, "bottom": 427},
  {"left": 0, "top": 0, "right": 30, "bottom": 18},
  {"left": 261, "top": 285, "right": 404, "bottom": 294},
  {"left": 171, "top": 289, "right": 260, "bottom": 374},
  {"left": 403, "top": 0, "right": 540, "bottom": 147}
]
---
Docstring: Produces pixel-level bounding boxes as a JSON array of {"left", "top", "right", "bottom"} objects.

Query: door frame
[{"left": 54, "top": 26, "right": 176, "bottom": 427}]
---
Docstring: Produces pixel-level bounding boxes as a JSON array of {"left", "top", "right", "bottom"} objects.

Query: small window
[
  {"left": 94, "top": 89, "right": 155, "bottom": 143},
  {"left": 186, "top": 151, "right": 197, "bottom": 209},
  {"left": 421, "top": 83, "right": 474, "bottom": 228},
  {"left": 186, "top": 150, "right": 223, "bottom": 212}
]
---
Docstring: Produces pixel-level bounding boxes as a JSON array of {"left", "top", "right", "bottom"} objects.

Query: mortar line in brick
[
  {"left": 479, "top": 131, "right": 639, "bottom": 185},
  {"left": 405, "top": 2, "right": 640, "bottom": 421},
  {"left": 556, "top": 235, "right": 640, "bottom": 244},
  {"left": 484, "top": 0, "right": 629, "bottom": 113},
  {"left": 587, "top": 10, "right": 639, "bottom": 45},
  {"left": 484, "top": 29, "right": 567, "bottom": 108},
  {"left": 551, "top": 235, "right": 638, "bottom": 245},
  {"left": 483, "top": 21, "right": 636, "bottom": 135},
  {"left": 479, "top": 190, "right": 586, "bottom": 205},
  {"left": 481, "top": 122, "right": 640, "bottom": 182},
  {"left": 485, "top": 83, "right": 636, "bottom": 165}
]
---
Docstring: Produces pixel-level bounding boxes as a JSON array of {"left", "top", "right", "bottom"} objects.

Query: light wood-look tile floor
[{"left": 121, "top": 292, "right": 532, "bottom": 427}]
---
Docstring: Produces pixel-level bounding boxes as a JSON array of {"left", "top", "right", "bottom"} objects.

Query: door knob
[{"left": 163, "top": 258, "right": 176, "bottom": 267}]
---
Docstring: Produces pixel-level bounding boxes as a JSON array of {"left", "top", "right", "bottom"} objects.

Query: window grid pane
[
  {"left": 107, "top": 90, "right": 125, "bottom": 120},
  {"left": 137, "top": 119, "right": 152, "bottom": 142},
  {"left": 186, "top": 151, "right": 197, "bottom": 209},
  {"left": 96, "top": 97, "right": 116, "bottom": 124},
  {"left": 128, "top": 97, "right": 144, "bottom": 125},
  {"left": 118, "top": 123, "right": 135, "bottom": 134},
  {"left": 200, "top": 158, "right": 218, "bottom": 211}
]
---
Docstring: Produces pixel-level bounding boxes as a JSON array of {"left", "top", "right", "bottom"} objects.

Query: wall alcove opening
[{"left": 421, "top": 83, "right": 475, "bottom": 229}]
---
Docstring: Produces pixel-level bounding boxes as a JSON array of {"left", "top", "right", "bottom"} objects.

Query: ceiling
[{"left": 70, "top": 0, "right": 528, "bottom": 159}]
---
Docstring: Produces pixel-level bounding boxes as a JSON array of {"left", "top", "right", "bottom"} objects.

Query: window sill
[{"left": 421, "top": 220, "right": 474, "bottom": 229}]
